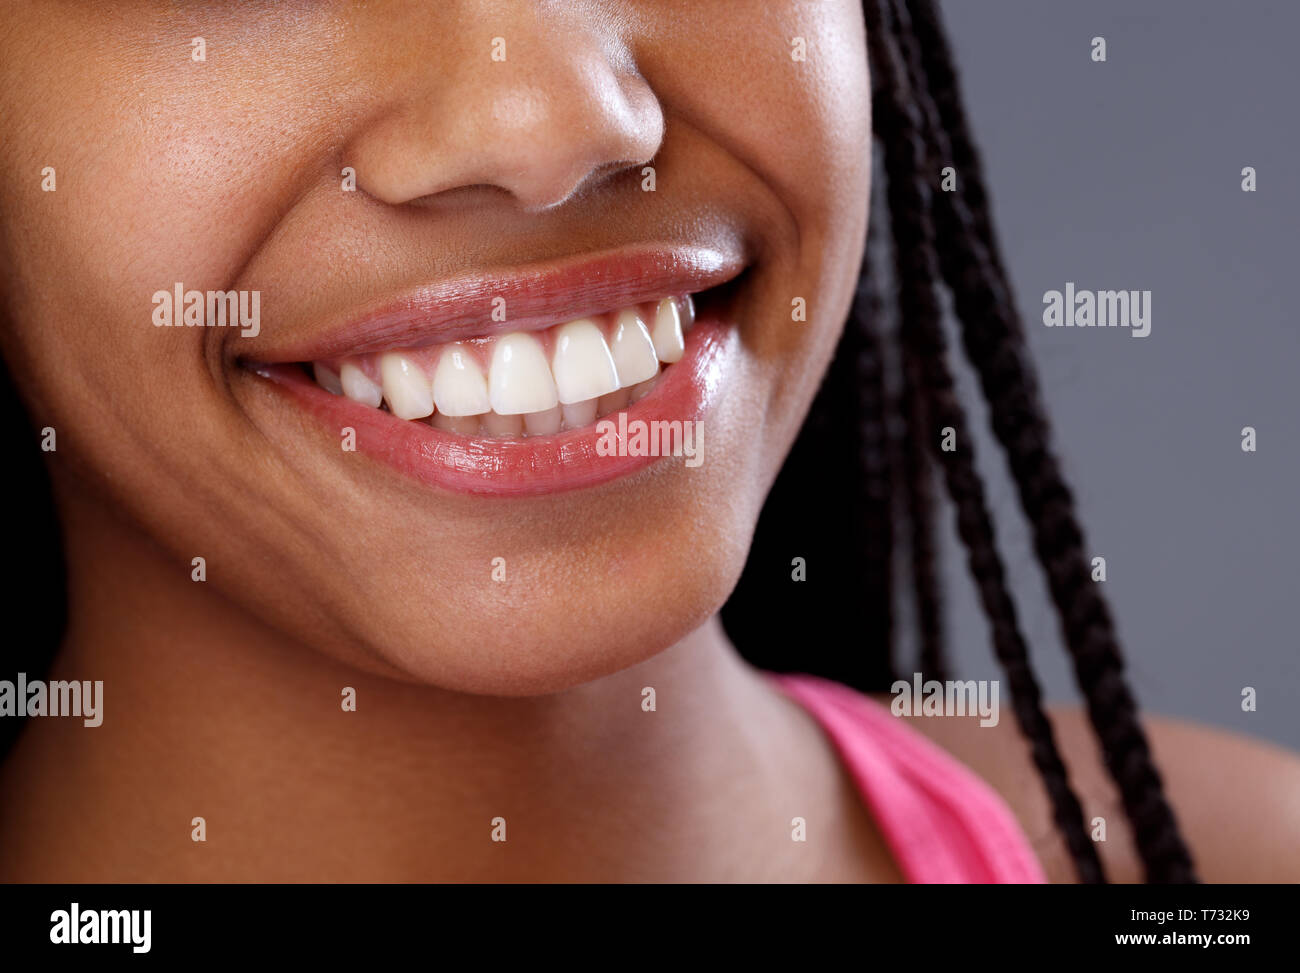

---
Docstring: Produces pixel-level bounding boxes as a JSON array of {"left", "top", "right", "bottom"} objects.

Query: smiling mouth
[
  {"left": 245, "top": 246, "right": 746, "bottom": 496},
  {"left": 303, "top": 293, "right": 696, "bottom": 438}
]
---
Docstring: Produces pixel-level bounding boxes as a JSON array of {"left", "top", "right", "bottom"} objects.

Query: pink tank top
[{"left": 770, "top": 672, "right": 1047, "bottom": 883}]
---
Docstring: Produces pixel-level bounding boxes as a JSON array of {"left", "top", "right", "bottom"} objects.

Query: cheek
[
  {"left": 640, "top": 0, "right": 871, "bottom": 242},
  {"left": 0, "top": 5, "right": 349, "bottom": 400},
  {"left": 90, "top": 41, "right": 357, "bottom": 294},
  {"left": 638, "top": 0, "right": 872, "bottom": 362},
  {"left": 740, "top": 11, "right": 873, "bottom": 248},
  {"left": 649, "top": 3, "right": 872, "bottom": 489}
]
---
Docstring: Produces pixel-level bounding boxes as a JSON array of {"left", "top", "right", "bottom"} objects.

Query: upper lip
[{"left": 242, "top": 243, "right": 747, "bottom": 364}]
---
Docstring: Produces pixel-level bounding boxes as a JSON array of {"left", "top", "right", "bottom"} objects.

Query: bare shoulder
[{"left": 872, "top": 695, "right": 1300, "bottom": 883}]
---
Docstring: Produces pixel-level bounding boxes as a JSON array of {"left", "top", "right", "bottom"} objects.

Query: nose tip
[
  {"left": 477, "top": 73, "right": 664, "bottom": 212},
  {"left": 348, "top": 31, "right": 665, "bottom": 212}
]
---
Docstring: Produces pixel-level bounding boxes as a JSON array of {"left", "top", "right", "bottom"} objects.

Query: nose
[{"left": 346, "top": 12, "right": 664, "bottom": 212}]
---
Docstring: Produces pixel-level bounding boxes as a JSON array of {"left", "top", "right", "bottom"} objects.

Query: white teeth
[
  {"left": 523, "top": 406, "right": 562, "bottom": 437},
  {"left": 313, "top": 363, "right": 343, "bottom": 395},
  {"left": 489, "top": 332, "right": 559, "bottom": 415},
  {"left": 432, "top": 343, "right": 491, "bottom": 417},
  {"left": 481, "top": 410, "right": 523, "bottom": 437},
  {"left": 379, "top": 352, "right": 435, "bottom": 420},
  {"left": 322, "top": 294, "right": 693, "bottom": 433},
  {"left": 561, "top": 398, "right": 599, "bottom": 430},
  {"left": 339, "top": 361, "right": 383, "bottom": 408},
  {"left": 551, "top": 318, "right": 620, "bottom": 404},
  {"left": 609, "top": 309, "right": 661, "bottom": 388},
  {"left": 651, "top": 297, "right": 686, "bottom": 364}
]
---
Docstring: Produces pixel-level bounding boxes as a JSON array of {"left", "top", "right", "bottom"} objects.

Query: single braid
[
  {"left": 898, "top": 329, "right": 947, "bottom": 680},
  {"left": 900, "top": 0, "right": 1198, "bottom": 883},
  {"left": 865, "top": 0, "right": 1106, "bottom": 883},
  {"left": 853, "top": 223, "right": 901, "bottom": 685}
]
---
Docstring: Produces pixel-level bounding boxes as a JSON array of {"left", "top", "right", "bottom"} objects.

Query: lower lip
[{"left": 250, "top": 320, "right": 733, "bottom": 497}]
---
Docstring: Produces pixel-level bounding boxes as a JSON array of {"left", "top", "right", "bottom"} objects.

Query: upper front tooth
[
  {"left": 340, "top": 361, "right": 382, "bottom": 408},
  {"left": 432, "top": 343, "right": 491, "bottom": 416},
  {"left": 651, "top": 297, "right": 686, "bottom": 364},
  {"left": 379, "top": 353, "right": 435, "bottom": 419},
  {"left": 489, "top": 332, "right": 559, "bottom": 415},
  {"left": 609, "top": 309, "right": 660, "bottom": 388},
  {"left": 550, "top": 318, "right": 620, "bottom": 404}
]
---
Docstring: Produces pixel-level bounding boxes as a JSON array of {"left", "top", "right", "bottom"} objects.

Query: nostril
[
  {"left": 400, "top": 182, "right": 516, "bottom": 211},
  {"left": 513, "top": 160, "right": 645, "bottom": 213},
  {"left": 591, "top": 158, "right": 653, "bottom": 186},
  {"left": 345, "top": 33, "right": 664, "bottom": 213}
]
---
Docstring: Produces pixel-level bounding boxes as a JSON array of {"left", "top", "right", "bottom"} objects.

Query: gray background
[{"left": 928, "top": 1, "right": 1298, "bottom": 748}]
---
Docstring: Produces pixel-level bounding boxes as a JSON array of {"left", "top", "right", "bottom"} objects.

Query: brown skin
[{"left": 0, "top": 0, "right": 1294, "bottom": 882}]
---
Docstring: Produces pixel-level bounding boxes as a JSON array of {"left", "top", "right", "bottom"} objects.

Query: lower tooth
[
  {"left": 481, "top": 411, "right": 524, "bottom": 437},
  {"left": 432, "top": 412, "right": 483, "bottom": 436},
  {"left": 629, "top": 372, "right": 659, "bottom": 403},
  {"left": 561, "top": 399, "right": 599, "bottom": 430},
  {"left": 595, "top": 388, "right": 630, "bottom": 417},
  {"left": 523, "top": 406, "right": 562, "bottom": 437}
]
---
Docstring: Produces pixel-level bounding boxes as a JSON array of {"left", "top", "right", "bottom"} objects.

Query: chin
[{"left": 326, "top": 528, "right": 751, "bottom": 697}]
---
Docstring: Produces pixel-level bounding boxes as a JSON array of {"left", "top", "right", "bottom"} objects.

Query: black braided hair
[
  {"left": 897, "top": 285, "right": 947, "bottom": 682},
  {"left": 722, "top": 0, "right": 1198, "bottom": 883},
  {"left": 871, "top": 0, "right": 1107, "bottom": 884},
  {"left": 902, "top": 0, "right": 1198, "bottom": 884}
]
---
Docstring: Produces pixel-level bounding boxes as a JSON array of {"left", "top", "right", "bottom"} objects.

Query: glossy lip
[
  {"left": 252, "top": 316, "right": 733, "bottom": 497},
  {"left": 244, "top": 244, "right": 745, "bottom": 364}
]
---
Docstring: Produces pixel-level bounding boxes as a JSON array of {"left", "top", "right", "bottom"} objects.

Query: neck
[{"left": 0, "top": 489, "right": 865, "bottom": 882}]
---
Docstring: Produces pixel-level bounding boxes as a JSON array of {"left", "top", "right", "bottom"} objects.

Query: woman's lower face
[{"left": 0, "top": 1, "right": 871, "bottom": 693}]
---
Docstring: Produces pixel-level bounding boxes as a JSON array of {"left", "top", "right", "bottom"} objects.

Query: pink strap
[{"left": 770, "top": 672, "right": 1047, "bottom": 883}]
